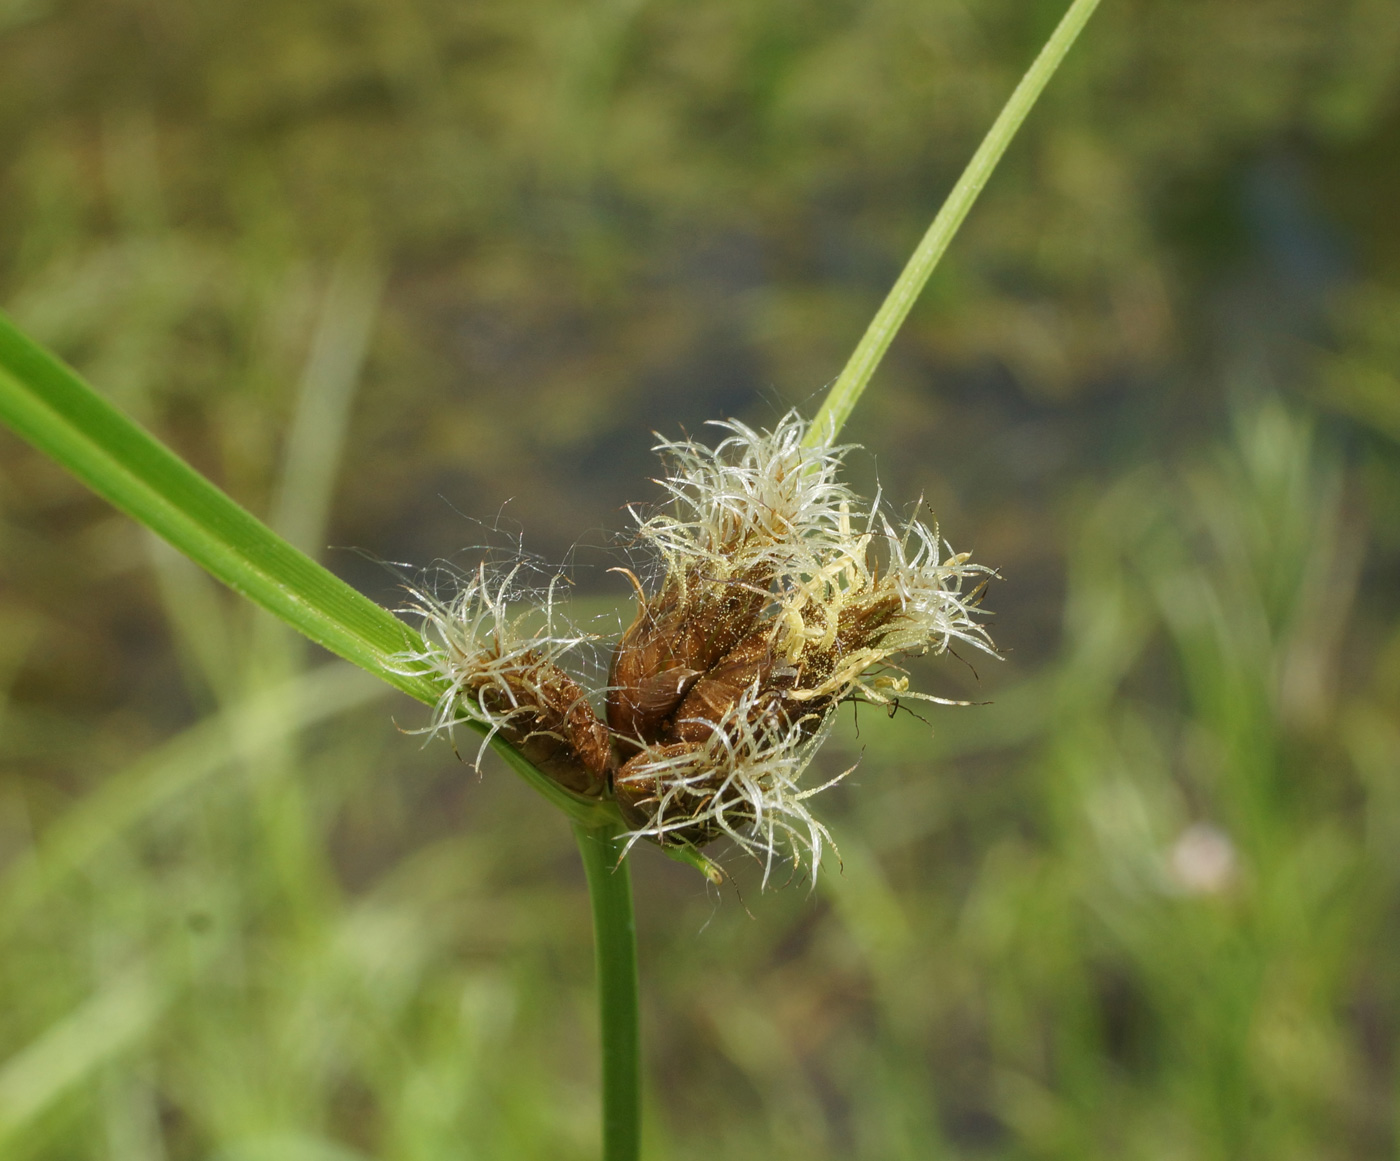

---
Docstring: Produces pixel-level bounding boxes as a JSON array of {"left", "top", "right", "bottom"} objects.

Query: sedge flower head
[
  {"left": 402, "top": 412, "right": 997, "bottom": 881},
  {"left": 396, "top": 564, "right": 611, "bottom": 797}
]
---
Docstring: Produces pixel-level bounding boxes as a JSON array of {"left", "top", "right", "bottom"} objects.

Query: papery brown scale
[
  {"left": 606, "top": 579, "right": 698, "bottom": 744},
  {"left": 614, "top": 741, "right": 721, "bottom": 846},
  {"left": 607, "top": 565, "right": 770, "bottom": 746},
  {"left": 478, "top": 660, "right": 612, "bottom": 798},
  {"left": 837, "top": 593, "right": 905, "bottom": 651},
  {"left": 670, "top": 629, "right": 776, "bottom": 745},
  {"left": 674, "top": 572, "right": 769, "bottom": 671}
]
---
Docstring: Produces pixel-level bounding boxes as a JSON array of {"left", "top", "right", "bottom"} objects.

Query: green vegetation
[
  {"left": 1, "top": 4, "right": 1095, "bottom": 1155},
  {"left": 2, "top": 0, "right": 1399, "bottom": 1158}
]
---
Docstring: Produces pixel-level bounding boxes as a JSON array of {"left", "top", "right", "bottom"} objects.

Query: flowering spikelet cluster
[
  {"left": 399, "top": 565, "right": 611, "bottom": 798},
  {"left": 400, "top": 412, "right": 996, "bottom": 879}
]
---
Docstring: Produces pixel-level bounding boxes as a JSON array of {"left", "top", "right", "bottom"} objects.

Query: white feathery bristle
[
  {"left": 391, "top": 565, "right": 593, "bottom": 768},
  {"left": 637, "top": 412, "right": 856, "bottom": 576},
  {"left": 618, "top": 684, "right": 849, "bottom": 886}
]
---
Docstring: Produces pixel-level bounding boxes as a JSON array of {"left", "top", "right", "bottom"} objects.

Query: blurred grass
[{"left": 3, "top": 0, "right": 1400, "bottom": 1157}]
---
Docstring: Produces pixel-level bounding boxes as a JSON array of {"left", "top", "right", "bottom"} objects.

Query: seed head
[{"left": 402, "top": 412, "right": 997, "bottom": 881}]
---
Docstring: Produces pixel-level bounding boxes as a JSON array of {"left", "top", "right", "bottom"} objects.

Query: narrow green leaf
[
  {"left": 806, "top": 0, "right": 1102, "bottom": 447},
  {"left": 0, "top": 309, "right": 432, "bottom": 701},
  {"left": 0, "top": 308, "right": 618, "bottom": 829}
]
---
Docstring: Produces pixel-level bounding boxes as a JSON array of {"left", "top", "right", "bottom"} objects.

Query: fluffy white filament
[
  {"left": 394, "top": 565, "right": 593, "bottom": 769},
  {"left": 619, "top": 412, "right": 997, "bottom": 875},
  {"left": 398, "top": 411, "right": 996, "bottom": 883}
]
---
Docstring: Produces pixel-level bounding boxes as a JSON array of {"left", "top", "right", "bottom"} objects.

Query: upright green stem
[
  {"left": 805, "top": 0, "right": 1102, "bottom": 447},
  {"left": 573, "top": 822, "right": 641, "bottom": 1161}
]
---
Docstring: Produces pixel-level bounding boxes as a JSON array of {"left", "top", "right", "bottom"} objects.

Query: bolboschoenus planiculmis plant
[
  {"left": 400, "top": 413, "right": 997, "bottom": 882},
  {"left": 0, "top": 1, "right": 1101, "bottom": 1158}
]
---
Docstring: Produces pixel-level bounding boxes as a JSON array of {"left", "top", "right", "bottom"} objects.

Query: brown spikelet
[
  {"left": 670, "top": 629, "right": 774, "bottom": 744},
  {"left": 401, "top": 412, "right": 997, "bottom": 881},
  {"left": 606, "top": 565, "right": 769, "bottom": 748},
  {"left": 480, "top": 659, "right": 613, "bottom": 798},
  {"left": 614, "top": 741, "right": 718, "bottom": 844}
]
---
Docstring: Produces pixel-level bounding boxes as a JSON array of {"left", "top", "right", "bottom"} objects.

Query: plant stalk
[
  {"left": 805, "top": 0, "right": 1102, "bottom": 447},
  {"left": 573, "top": 822, "right": 641, "bottom": 1161}
]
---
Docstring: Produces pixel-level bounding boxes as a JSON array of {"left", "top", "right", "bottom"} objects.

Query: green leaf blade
[
  {"left": 0, "top": 309, "right": 434, "bottom": 704},
  {"left": 806, "top": 0, "right": 1103, "bottom": 447},
  {"left": 0, "top": 309, "right": 630, "bottom": 830}
]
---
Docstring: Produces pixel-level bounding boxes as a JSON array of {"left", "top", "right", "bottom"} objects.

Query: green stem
[
  {"left": 573, "top": 822, "right": 641, "bottom": 1161},
  {"left": 805, "top": 0, "right": 1102, "bottom": 447}
]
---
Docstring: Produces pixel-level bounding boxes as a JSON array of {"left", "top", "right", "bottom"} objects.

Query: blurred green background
[{"left": 3, "top": 0, "right": 1400, "bottom": 1157}]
